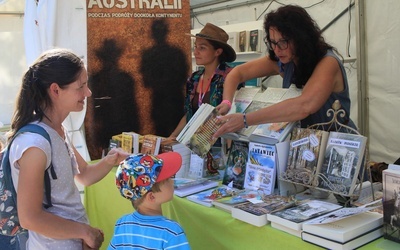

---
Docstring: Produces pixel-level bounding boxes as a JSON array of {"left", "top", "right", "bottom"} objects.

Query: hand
[
  {"left": 83, "top": 227, "right": 104, "bottom": 250},
  {"left": 215, "top": 102, "right": 231, "bottom": 116},
  {"left": 213, "top": 113, "right": 245, "bottom": 138},
  {"left": 104, "top": 148, "right": 130, "bottom": 167}
]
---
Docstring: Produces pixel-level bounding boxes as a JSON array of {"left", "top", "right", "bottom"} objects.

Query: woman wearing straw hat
[{"left": 170, "top": 23, "right": 243, "bottom": 139}]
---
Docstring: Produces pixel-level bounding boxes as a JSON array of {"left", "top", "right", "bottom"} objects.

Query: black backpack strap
[{"left": 13, "top": 124, "right": 57, "bottom": 208}]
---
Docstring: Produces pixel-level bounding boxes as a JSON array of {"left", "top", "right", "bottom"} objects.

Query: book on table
[
  {"left": 186, "top": 186, "right": 232, "bottom": 207},
  {"left": 302, "top": 211, "right": 383, "bottom": 244},
  {"left": 177, "top": 103, "right": 221, "bottom": 158},
  {"left": 222, "top": 140, "right": 249, "bottom": 190},
  {"left": 140, "top": 134, "right": 163, "bottom": 155},
  {"left": 212, "top": 189, "right": 259, "bottom": 213},
  {"left": 316, "top": 131, "right": 368, "bottom": 196},
  {"left": 159, "top": 138, "right": 191, "bottom": 178},
  {"left": 231, "top": 195, "right": 296, "bottom": 227},
  {"left": 243, "top": 142, "right": 276, "bottom": 195},
  {"left": 283, "top": 128, "right": 329, "bottom": 185},
  {"left": 267, "top": 200, "right": 342, "bottom": 237},
  {"left": 173, "top": 178, "right": 219, "bottom": 198},
  {"left": 382, "top": 168, "right": 400, "bottom": 243},
  {"left": 301, "top": 226, "right": 383, "bottom": 250}
]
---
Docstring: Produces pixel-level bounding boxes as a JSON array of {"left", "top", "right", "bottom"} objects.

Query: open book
[
  {"left": 177, "top": 103, "right": 221, "bottom": 157},
  {"left": 223, "top": 85, "right": 302, "bottom": 143}
]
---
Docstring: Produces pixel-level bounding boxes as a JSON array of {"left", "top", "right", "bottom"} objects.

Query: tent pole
[{"left": 355, "top": 0, "right": 369, "bottom": 139}]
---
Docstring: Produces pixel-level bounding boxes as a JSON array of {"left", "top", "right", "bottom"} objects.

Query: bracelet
[
  {"left": 243, "top": 113, "right": 249, "bottom": 128},
  {"left": 221, "top": 99, "right": 232, "bottom": 109}
]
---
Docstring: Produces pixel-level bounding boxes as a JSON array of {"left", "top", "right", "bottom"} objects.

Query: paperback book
[
  {"left": 248, "top": 121, "right": 297, "bottom": 145},
  {"left": 304, "top": 199, "right": 382, "bottom": 225},
  {"left": 248, "top": 29, "right": 262, "bottom": 52},
  {"left": 223, "top": 85, "right": 302, "bottom": 142},
  {"left": 212, "top": 190, "right": 259, "bottom": 212},
  {"left": 222, "top": 140, "right": 249, "bottom": 189},
  {"left": 173, "top": 179, "right": 219, "bottom": 198},
  {"left": 122, "top": 131, "right": 141, "bottom": 154},
  {"left": 244, "top": 142, "right": 276, "bottom": 195},
  {"left": 267, "top": 200, "right": 342, "bottom": 236},
  {"left": 140, "top": 134, "right": 163, "bottom": 155},
  {"left": 159, "top": 138, "right": 191, "bottom": 178},
  {"left": 382, "top": 168, "right": 400, "bottom": 243},
  {"left": 284, "top": 128, "right": 329, "bottom": 184},
  {"left": 317, "top": 132, "right": 368, "bottom": 196},
  {"left": 186, "top": 186, "right": 232, "bottom": 207},
  {"left": 177, "top": 103, "right": 221, "bottom": 158}
]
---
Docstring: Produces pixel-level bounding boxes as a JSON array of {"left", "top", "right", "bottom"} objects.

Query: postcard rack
[{"left": 279, "top": 100, "right": 373, "bottom": 206}]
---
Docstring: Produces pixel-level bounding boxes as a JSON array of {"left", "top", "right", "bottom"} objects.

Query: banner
[{"left": 85, "top": 0, "right": 190, "bottom": 159}]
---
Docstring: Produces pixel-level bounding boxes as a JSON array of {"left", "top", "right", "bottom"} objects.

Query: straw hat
[{"left": 190, "top": 23, "right": 236, "bottom": 62}]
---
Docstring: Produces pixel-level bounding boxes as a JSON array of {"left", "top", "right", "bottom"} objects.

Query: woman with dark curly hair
[{"left": 214, "top": 5, "right": 356, "bottom": 138}]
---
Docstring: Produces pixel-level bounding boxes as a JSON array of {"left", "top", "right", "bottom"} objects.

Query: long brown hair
[{"left": 9, "top": 49, "right": 84, "bottom": 140}]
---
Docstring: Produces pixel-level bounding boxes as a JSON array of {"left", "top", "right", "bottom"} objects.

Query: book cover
[
  {"left": 302, "top": 211, "right": 383, "bottom": 243},
  {"left": 174, "top": 179, "right": 219, "bottom": 198},
  {"left": 177, "top": 103, "right": 221, "bottom": 158},
  {"left": 284, "top": 128, "right": 329, "bottom": 185},
  {"left": 186, "top": 186, "right": 231, "bottom": 207},
  {"left": 227, "top": 31, "right": 239, "bottom": 52},
  {"left": 302, "top": 226, "right": 383, "bottom": 250},
  {"left": 248, "top": 29, "right": 262, "bottom": 52},
  {"left": 238, "top": 30, "right": 247, "bottom": 52},
  {"left": 317, "top": 132, "right": 368, "bottom": 196},
  {"left": 382, "top": 169, "right": 400, "bottom": 243},
  {"left": 222, "top": 140, "right": 249, "bottom": 189},
  {"left": 244, "top": 142, "right": 276, "bottom": 195},
  {"left": 267, "top": 200, "right": 342, "bottom": 231},
  {"left": 140, "top": 134, "right": 163, "bottom": 155}
]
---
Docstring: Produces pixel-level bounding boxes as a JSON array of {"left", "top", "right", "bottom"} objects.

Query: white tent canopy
[{"left": 0, "top": 0, "right": 399, "bottom": 164}]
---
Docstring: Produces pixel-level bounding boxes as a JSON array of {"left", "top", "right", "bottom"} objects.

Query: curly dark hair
[{"left": 264, "top": 5, "right": 340, "bottom": 88}]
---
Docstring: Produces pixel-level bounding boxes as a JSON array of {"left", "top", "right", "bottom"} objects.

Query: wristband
[
  {"left": 221, "top": 99, "right": 232, "bottom": 109},
  {"left": 243, "top": 113, "right": 249, "bottom": 128}
]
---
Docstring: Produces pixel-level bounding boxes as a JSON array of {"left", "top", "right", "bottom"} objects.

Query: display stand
[{"left": 279, "top": 100, "right": 373, "bottom": 206}]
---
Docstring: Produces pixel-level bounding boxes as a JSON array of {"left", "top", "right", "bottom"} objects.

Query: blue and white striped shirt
[{"left": 108, "top": 211, "right": 191, "bottom": 250}]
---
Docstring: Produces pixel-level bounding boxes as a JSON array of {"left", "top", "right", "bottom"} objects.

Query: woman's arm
[
  {"left": 214, "top": 56, "right": 342, "bottom": 137},
  {"left": 74, "top": 147, "right": 129, "bottom": 186},
  {"left": 216, "top": 56, "right": 280, "bottom": 115},
  {"left": 17, "top": 147, "right": 105, "bottom": 249}
]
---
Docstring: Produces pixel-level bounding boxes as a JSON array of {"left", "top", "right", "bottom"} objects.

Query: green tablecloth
[{"left": 85, "top": 167, "right": 394, "bottom": 250}]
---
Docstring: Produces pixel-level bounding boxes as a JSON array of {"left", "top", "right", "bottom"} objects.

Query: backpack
[{"left": 0, "top": 124, "right": 57, "bottom": 236}]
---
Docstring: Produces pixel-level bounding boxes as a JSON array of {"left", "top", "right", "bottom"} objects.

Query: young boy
[{"left": 108, "top": 152, "right": 191, "bottom": 250}]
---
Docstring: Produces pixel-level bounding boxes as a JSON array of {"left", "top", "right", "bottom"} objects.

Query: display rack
[{"left": 279, "top": 100, "right": 373, "bottom": 206}]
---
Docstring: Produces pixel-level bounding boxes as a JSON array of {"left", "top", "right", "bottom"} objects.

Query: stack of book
[
  {"left": 302, "top": 211, "right": 383, "bottom": 249},
  {"left": 231, "top": 195, "right": 296, "bottom": 227}
]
